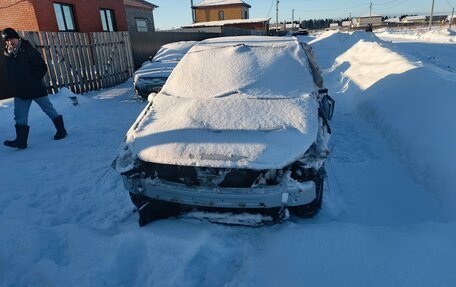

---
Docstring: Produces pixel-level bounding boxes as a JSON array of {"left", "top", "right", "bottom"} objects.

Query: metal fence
[
  {"left": 2, "top": 31, "right": 134, "bottom": 95},
  {"left": 129, "top": 30, "right": 220, "bottom": 69},
  {"left": 222, "top": 27, "right": 268, "bottom": 36}
]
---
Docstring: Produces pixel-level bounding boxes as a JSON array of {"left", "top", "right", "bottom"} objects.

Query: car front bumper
[
  {"left": 134, "top": 78, "right": 167, "bottom": 97},
  {"left": 122, "top": 176, "right": 316, "bottom": 209}
]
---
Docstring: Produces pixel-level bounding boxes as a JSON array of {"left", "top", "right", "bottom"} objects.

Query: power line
[
  {"left": 294, "top": 3, "right": 367, "bottom": 13},
  {"left": 447, "top": 0, "right": 455, "bottom": 8},
  {"left": 266, "top": 0, "right": 274, "bottom": 17},
  {"left": 374, "top": 0, "right": 409, "bottom": 10},
  {"left": 373, "top": 0, "right": 402, "bottom": 6}
]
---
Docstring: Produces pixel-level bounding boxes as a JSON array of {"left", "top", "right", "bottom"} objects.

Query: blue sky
[{"left": 148, "top": 0, "right": 456, "bottom": 30}]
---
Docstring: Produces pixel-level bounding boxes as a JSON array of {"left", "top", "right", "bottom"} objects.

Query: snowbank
[
  {"left": 311, "top": 31, "right": 456, "bottom": 217},
  {"left": 375, "top": 28, "right": 456, "bottom": 43}
]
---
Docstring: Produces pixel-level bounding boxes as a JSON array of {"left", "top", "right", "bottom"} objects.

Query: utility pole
[
  {"left": 450, "top": 7, "right": 455, "bottom": 30},
  {"left": 190, "top": 0, "right": 195, "bottom": 23},
  {"left": 292, "top": 9, "right": 295, "bottom": 30},
  {"left": 276, "top": 0, "right": 279, "bottom": 34},
  {"left": 429, "top": 0, "right": 435, "bottom": 30},
  {"left": 369, "top": 2, "right": 372, "bottom": 24}
]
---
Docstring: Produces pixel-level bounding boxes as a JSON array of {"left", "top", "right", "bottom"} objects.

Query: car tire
[
  {"left": 129, "top": 192, "right": 150, "bottom": 208},
  {"left": 134, "top": 87, "right": 149, "bottom": 100},
  {"left": 129, "top": 193, "right": 180, "bottom": 226},
  {"left": 290, "top": 167, "right": 325, "bottom": 218}
]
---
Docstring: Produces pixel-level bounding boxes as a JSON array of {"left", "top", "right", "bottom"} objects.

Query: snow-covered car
[
  {"left": 133, "top": 41, "right": 197, "bottom": 99},
  {"left": 116, "top": 36, "right": 334, "bottom": 226}
]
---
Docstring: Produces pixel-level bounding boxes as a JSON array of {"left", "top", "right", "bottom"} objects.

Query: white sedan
[{"left": 116, "top": 36, "right": 334, "bottom": 226}]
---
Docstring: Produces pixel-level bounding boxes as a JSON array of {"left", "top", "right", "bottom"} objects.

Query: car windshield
[
  {"left": 151, "top": 41, "right": 197, "bottom": 62},
  {"left": 160, "top": 37, "right": 316, "bottom": 99}
]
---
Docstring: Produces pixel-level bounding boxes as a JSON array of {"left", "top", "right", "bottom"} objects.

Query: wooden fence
[{"left": 18, "top": 31, "right": 134, "bottom": 94}]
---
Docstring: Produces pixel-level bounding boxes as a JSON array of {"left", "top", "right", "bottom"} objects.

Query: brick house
[
  {"left": 0, "top": 0, "right": 128, "bottom": 32},
  {"left": 189, "top": 0, "right": 268, "bottom": 32},
  {"left": 193, "top": 0, "right": 250, "bottom": 23},
  {"left": 124, "top": 0, "right": 158, "bottom": 33}
]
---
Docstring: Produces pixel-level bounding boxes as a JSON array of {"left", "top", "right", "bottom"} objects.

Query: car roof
[
  {"left": 160, "top": 36, "right": 316, "bottom": 99},
  {"left": 152, "top": 41, "right": 198, "bottom": 62}
]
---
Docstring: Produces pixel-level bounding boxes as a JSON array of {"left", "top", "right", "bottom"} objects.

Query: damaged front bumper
[{"left": 121, "top": 175, "right": 316, "bottom": 209}]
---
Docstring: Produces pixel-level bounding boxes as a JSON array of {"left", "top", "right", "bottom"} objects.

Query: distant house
[
  {"left": 0, "top": 0, "right": 128, "bottom": 32},
  {"left": 124, "top": 0, "right": 158, "bottom": 32},
  {"left": 188, "top": 0, "right": 269, "bottom": 32},
  {"left": 384, "top": 17, "right": 401, "bottom": 24},
  {"left": 182, "top": 18, "right": 270, "bottom": 32},
  {"left": 341, "top": 21, "right": 352, "bottom": 27},
  {"left": 402, "top": 15, "right": 426, "bottom": 23},
  {"left": 427, "top": 15, "right": 449, "bottom": 23},
  {"left": 352, "top": 15, "right": 383, "bottom": 27},
  {"left": 329, "top": 23, "right": 339, "bottom": 29},
  {"left": 193, "top": 0, "right": 251, "bottom": 22}
]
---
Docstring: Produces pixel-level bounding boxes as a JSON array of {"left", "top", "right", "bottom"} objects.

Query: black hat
[{"left": 1, "top": 28, "right": 20, "bottom": 41}]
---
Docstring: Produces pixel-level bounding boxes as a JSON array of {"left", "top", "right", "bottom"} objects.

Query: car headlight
[{"left": 136, "top": 77, "right": 168, "bottom": 86}]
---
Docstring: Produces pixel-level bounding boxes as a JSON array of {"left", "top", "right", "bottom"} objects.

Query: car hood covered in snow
[
  {"left": 126, "top": 94, "right": 318, "bottom": 169},
  {"left": 120, "top": 36, "right": 320, "bottom": 170}
]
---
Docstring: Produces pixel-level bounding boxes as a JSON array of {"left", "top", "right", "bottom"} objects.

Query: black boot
[
  {"left": 4, "top": 125, "right": 29, "bottom": 149},
  {"left": 52, "top": 115, "right": 67, "bottom": 140}
]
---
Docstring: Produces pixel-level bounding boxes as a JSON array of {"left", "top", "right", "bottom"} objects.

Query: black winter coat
[
  {"left": 4, "top": 39, "right": 48, "bottom": 99},
  {"left": 0, "top": 51, "right": 7, "bottom": 100}
]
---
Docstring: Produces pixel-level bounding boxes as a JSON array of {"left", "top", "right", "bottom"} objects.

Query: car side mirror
[{"left": 318, "top": 89, "right": 335, "bottom": 121}]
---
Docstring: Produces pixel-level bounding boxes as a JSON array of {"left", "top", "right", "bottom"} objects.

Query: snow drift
[{"left": 311, "top": 30, "right": 456, "bottom": 217}]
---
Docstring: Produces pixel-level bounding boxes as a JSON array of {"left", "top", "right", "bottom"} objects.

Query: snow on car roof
[
  {"left": 151, "top": 41, "right": 198, "bottom": 63},
  {"left": 126, "top": 36, "right": 320, "bottom": 169},
  {"left": 135, "top": 41, "right": 198, "bottom": 80},
  {"left": 161, "top": 36, "right": 316, "bottom": 99}
]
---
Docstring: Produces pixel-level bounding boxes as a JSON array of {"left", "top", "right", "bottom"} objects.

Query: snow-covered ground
[
  {"left": 375, "top": 27, "right": 456, "bottom": 43},
  {"left": 1, "top": 28, "right": 456, "bottom": 286},
  {"left": 376, "top": 28, "right": 456, "bottom": 73}
]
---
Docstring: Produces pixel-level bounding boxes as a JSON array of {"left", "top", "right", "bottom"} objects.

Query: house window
[
  {"left": 135, "top": 18, "right": 148, "bottom": 32},
  {"left": 100, "top": 9, "right": 116, "bottom": 32},
  {"left": 53, "top": 3, "right": 76, "bottom": 31},
  {"left": 244, "top": 10, "right": 248, "bottom": 19},
  {"left": 219, "top": 10, "right": 224, "bottom": 20}
]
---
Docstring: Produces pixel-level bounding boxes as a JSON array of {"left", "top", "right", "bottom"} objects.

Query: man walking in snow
[{"left": 2, "top": 27, "right": 67, "bottom": 149}]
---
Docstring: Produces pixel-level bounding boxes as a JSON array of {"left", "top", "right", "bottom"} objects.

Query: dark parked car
[
  {"left": 116, "top": 36, "right": 334, "bottom": 226},
  {"left": 133, "top": 41, "right": 197, "bottom": 99},
  {"left": 292, "top": 29, "right": 309, "bottom": 36}
]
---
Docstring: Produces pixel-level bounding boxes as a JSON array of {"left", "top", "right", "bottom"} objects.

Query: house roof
[
  {"left": 194, "top": 0, "right": 251, "bottom": 8},
  {"left": 355, "top": 14, "right": 382, "bottom": 19},
  {"left": 403, "top": 15, "right": 426, "bottom": 20},
  {"left": 182, "top": 17, "right": 270, "bottom": 28},
  {"left": 124, "top": 0, "right": 158, "bottom": 10}
]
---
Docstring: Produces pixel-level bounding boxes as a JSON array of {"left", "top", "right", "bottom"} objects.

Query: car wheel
[
  {"left": 134, "top": 87, "right": 149, "bottom": 100},
  {"left": 290, "top": 167, "right": 325, "bottom": 218},
  {"left": 129, "top": 192, "right": 149, "bottom": 208},
  {"left": 129, "top": 193, "right": 180, "bottom": 226}
]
